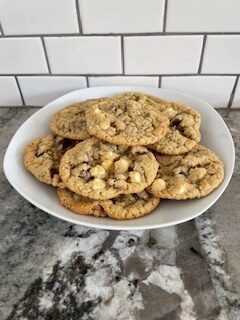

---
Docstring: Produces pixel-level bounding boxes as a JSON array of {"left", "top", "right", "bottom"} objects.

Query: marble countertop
[{"left": 0, "top": 107, "right": 240, "bottom": 320}]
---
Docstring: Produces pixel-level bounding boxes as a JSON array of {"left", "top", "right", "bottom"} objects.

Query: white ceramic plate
[{"left": 3, "top": 86, "right": 235, "bottom": 230}]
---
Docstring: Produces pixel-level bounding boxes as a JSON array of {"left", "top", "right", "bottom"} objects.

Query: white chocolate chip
[
  {"left": 91, "top": 178, "right": 106, "bottom": 190},
  {"left": 114, "top": 158, "right": 130, "bottom": 174},
  {"left": 94, "top": 108, "right": 101, "bottom": 114},
  {"left": 151, "top": 178, "right": 166, "bottom": 192},
  {"left": 189, "top": 167, "right": 207, "bottom": 182},
  {"left": 104, "top": 150, "right": 118, "bottom": 160},
  {"left": 129, "top": 171, "right": 141, "bottom": 183},
  {"left": 101, "top": 159, "right": 113, "bottom": 171},
  {"left": 100, "top": 118, "right": 111, "bottom": 130},
  {"left": 175, "top": 184, "right": 187, "bottom": 194},
  {"left": 90, "top": 165, "right": 106, "bottom": 178},
  {"left": 171, "top": 181, "right": 190, "bottom": 194}
]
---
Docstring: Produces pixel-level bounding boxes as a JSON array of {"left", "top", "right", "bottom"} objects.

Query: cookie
[
  {"left": 86, "top": 99, "right": 169, "bottom": 146},
  {"left": 59, "top": 138, "right": 159, "bottom": 200},
  {"left": 57, "top": 188, "right": 106, "bottom": 217},
  {"left": 115, "top": 91, "right": 168, "bottom": 106},
  {"left": 24, "top": 135, "right": 76, "bottom": 187},
  {"left": 147, "top": 145, "right": 224, "bottom": 200},
  {"left": 148, "top": 101, "right": 201, "bottom": 155},
  {"left": 50, "top": 98, "right": 111, "bottom": 140},
  {"left": 101, "top": 191, "right": 160, "bottom": 220},
  {"left": 57, "top": 188, "right": 159, "bottom": 220},
  {"left": 116, "top": 92, "right": 201, "bottom": 155}
]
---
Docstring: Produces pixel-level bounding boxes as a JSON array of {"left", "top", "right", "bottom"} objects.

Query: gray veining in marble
[{"left": 0, "top": 108, "right": 240, "bottom": 320}]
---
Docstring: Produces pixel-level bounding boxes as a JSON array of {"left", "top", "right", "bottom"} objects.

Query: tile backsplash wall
[{"left": 0, "top": 0, "right": 240, "bottom": 108}]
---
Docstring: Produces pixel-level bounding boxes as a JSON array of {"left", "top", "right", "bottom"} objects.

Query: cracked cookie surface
[
  {"left": 50, "top": 98, "right": 111, "bottom": 140},
  {"left": 116, "top": 92, "right": 201, "bottom": 154},
  {"left": 115, "top": 91, "right": 168, "bottom": 106},
  {"left": 86, "top": 99, "right": 169, "bottom": 146},
  {"left": 24, "top": 135, "right": 76, "bottom": 187},
  {"left": 148, "top": 101, "right": 201, "bottom": 155},
  {"left": 101, "top": 191, "right": 160, "bottom": 220},
  {"left": 57, "top": 188, "right": 106, "bottom": 217},
  {"left": 59, "top": 138, "right": 159, "bottom": 200},
  {"left": 58, "top": 188, "right": 159, "bottom": 220},
  {"left": 147, "top": 145, "right": 224, "bottom": 199}
]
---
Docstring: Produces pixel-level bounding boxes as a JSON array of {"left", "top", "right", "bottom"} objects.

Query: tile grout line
[
  {"left": 15, "top": 76, "right": 26, "bottom": 105},
  {"left": 86, "top": 76, "right": 89, "bottom": 87},
  {"left": 0, "top": 73, "right": 239, "bottom": 77},
  {"left": 75, "top": 0, "right": 83, "bottom": 34},
  {"left": 0, "top": 23, "right": 4, "bottom": 36},
  {"left": 158, "top": 76, "right": 162, "bottom": 88},
  {"left": 198, "top": 35, "right": 207, "bottom": 74},
  {"left": 41, "top": 37, "right": 51, "bottom": 74},
  {"left": 121, "top": 36, "right": 125, "bottom": 75},
  {"left": 162, "top": 0, "right": 168, "bottom": 32},
  {"left": 227, "top": 76, "right": 239, "bottom": 108},
  {"left": 1, "top": 32, "right": 240, "bottom": 38}
]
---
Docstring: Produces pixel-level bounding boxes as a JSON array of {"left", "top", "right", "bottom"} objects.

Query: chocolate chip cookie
[
  {"left": 24, "top": 135, "right": 76, "bottom": 187},
  {"left": 58, "top": 188, "right": 159, "bottom": 220},
  {"left": 59, "top": 138, "right": 159, "bottom": 200},
  {"left": 86, "top": 99, "right": 169, "bottom": 146},
  {"left": 101, "top": 191, "right": 160, "bottom": 220},
  {"left": 148, "top": 102, "right": 201, "bottom": 155},
  {"left": 147, "top": 145, "right": 224, "bottom": 199},
  {"left": 117, "top": 92, "right": 201, "bottom": 154},
  {"left": 57, "top": 188, "right": 106, "bottom": 217},
  {"left": 50, "top": 98, "right": 111, "bottom": 140}
]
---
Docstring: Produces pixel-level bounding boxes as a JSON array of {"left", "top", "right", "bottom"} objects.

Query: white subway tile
[
  {"left": 45, "top": 37, "right": 121, "bottom": 74},
  {"left": 18, "top": 76, "right": 87, "bottom": 106},
  {"left": 0, "top": 77, "right": 22, "bottom": 106},
  {"left": 202, "top": 36, "right": 240, "bottom": 74},
  {"left": 166, "top": 0, "right": 240, "bottom": 32},
  {"left": 0, "top": 0, "right": 78, "bottom": 35},
  {"left": 89, "top": 76, "right": 159, "bottom": 87},
  {"left": 124, "top": 36, "right": 203, "bottom": 75},
  {"left": 0, "top": 38, "right": 48, "bottom": 74},
  {"left": 162, "top": 76, "right": 235, "bottom": 108},
  {"left": 232, "top": 79, "right": 240, "bottom": 108},
  {"left": 79, "top": 0, "right": 164, "bottom": 34}
]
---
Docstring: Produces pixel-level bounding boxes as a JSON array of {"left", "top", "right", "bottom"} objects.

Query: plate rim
[{"left": 3, "top": 86, "right": 235, "bottom": 230}]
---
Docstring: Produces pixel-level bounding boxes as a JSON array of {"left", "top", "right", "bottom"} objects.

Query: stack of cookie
[{"left": 24, "top": 92, "right": 224, "bottom": 220}]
